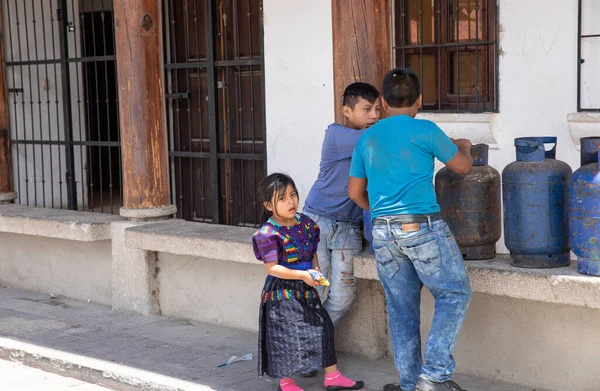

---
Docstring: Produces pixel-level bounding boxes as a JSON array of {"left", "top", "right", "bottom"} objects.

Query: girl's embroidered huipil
[{"left": 252, "top": 213, "right": 320, "bottom": 271}]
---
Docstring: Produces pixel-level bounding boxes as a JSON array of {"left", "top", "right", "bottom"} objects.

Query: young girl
[{"left": 252, "top": 173, "right": 364, "bottom": 391}]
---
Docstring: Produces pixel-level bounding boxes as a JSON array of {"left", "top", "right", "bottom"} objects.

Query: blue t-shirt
[
  {"left": 303, "top": 123, "right": 366, "bottom": 222},
  {"left": 349, "top": 115, "right": 458, "bottom": 219}
]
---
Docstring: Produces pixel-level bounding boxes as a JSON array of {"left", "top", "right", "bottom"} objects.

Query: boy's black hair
[
  {"left": 342, "top": 82, "right": 380, "bottom": 109},
  {"left": 257, "top": 173, "right": 298, "bottom": 223},
  {"left": 382, "top": 68, "right": 421, "bottom": 108}
]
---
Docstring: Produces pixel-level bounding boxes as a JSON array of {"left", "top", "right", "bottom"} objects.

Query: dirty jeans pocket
[
  {"left": 374, "top": 245, "right": 400, "bottom": 279},
  {"left": 406, "top": 237, "right": 442, "bottom": 276}
]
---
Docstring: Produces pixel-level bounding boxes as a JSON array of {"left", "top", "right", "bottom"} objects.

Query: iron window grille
[{"left": 393, "top": 0, "right": 498, "bottom": 112}]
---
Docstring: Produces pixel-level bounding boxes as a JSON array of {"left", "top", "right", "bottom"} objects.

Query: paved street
[{"left": 0, "top": 286, "right": 547, "bottom": 391}]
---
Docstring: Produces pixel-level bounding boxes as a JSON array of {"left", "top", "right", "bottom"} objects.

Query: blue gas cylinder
[
  {"left": 363, "top": 209, "right": 374, "bottom": 254},
  {"left": 502, "top": 137, "right": 572, "bottom": 268},
  {"left": 569, "top": 137, "right": 600, "bottom": 275}
]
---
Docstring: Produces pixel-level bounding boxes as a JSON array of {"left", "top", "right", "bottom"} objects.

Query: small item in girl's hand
[{"left": 308, "top": 269, "right": 330, "bottom": 286}]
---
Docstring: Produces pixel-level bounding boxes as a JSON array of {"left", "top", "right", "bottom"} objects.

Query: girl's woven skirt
[{"left": 258, "top": 275, "right": 337, "bottom": 379}]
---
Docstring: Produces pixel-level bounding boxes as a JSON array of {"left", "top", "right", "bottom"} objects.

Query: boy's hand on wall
[{"left": 451, "top": 138, "right": 472, "bottom": 153}]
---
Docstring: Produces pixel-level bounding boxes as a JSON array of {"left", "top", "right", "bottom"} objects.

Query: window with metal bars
[
  {"left": 577, "top": 0, "right": 600, "bottom": 112},
  {"left": 5, "top": 0, "right": 121, "bottom": 214},
  {"left": 164, "top": 0, "right": 266, "bottom": 227},
  {"left": 393, "top": 0, "right": 498, "bottom": 112}
]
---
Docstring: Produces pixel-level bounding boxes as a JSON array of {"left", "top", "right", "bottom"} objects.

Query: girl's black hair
[{"left": 257, "top": 173, "right": 298, "bottom": 223}]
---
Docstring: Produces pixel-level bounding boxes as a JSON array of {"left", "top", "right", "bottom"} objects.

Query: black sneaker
[
  {"left": 383, "top": 384, "right": 404, "bottom": 391},
  {"left": 300, "top": 370, "right": 318, "bottom": 378},
  {"left": 415, "top": 377, "right": 466, "bottom": 391}
]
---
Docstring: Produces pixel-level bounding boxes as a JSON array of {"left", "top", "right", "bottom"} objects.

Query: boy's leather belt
[{"left": 373, "top": 213, "right": 442, "bottom": 232}]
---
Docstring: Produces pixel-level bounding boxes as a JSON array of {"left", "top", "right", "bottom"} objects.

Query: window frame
[
  {"left": 577, "top": 0, "right": 600, "bottom": 112},
  {"left": 392, "top": 0, "right": 499, "bottom": 113}
]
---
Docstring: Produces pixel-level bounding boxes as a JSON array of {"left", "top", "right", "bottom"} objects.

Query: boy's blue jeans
[
  {"left": 302, "top": 212, "right": 363, "bottom": 326},
  {"left": 372, "top": 217, "right": 472, "bottom": 391}
]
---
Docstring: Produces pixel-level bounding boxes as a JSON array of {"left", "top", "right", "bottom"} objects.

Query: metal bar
[
  {"left": 581, "top": 34, "right": 600, "bottom": 38},
  {"left": 192, "top": 0, "right": 205, "bottom": 221},
  {"left": 235, "top": 0, "right": 244, "bottom": 225},
  {"left": 11, "top": 139, "right": 121, "bottom": 146},
  {"left": 99, "top": 1, "right": 114, "bottom": 214},
  {"left": 169, "top": 150, "right": 265, "bottom": 160},
  {"left": 163, "top": 0, "right": 173, "bottom": 216},
  {"left": 249, "top": 0, "right": 257, "bottom": 225},
  {"left": 475, "top": 0, "right": 479, "bottom": 110},
  {"left": 258, "top": 0, "right": 266, "bottom": 224},
  {"left": 69, "top": 0, "right": 85, "bottom": 211},
  {"left": 66, "top": 55, "right": 116, "bottom": 63},
  {"left": 401, "top": 0, "right": 405, "bottom": 66},
  {"left": 90, "top": 0, "right": 104, "bottom": 212},
  {"left": 6, "top": 56, "right": 116, "bottom": 67},
  {"left": 81, "top": 3, "right": 94, "bottom": 211},
  {"left": 49, "top": 0, "right": 64, "bottom": 207},
  {"left": 167, "top": 0, "right": 184, "bottom": 219},
  {"left": 7, "top": 59, "right": 61, "bottom": 66},
  {"left": 577, "top": 0, "right": 582, "bottom": 111},
  {"left": 437, "top": 0, "right": 441, "bottom": 110},
  {"left": 31, "top": 0, "right": 47, "bottom": 206},
  {"left": 59, "top": 0, "right": 77, "bottom": 209},
  {"left": 165, "top": 92, "right": 189, "bottom": 99},
  {"left": 455, "top": 1, "right": 460, "bottom": 110},
  {"left": 205, "top": 0, "right": 220, "bottom": 224},
  {"left": 221, "top": 0, "right": 232, "bottom": 225},
  {"left": 40, "top": 0, "right": 55, "bottom": 207},
  {"left": 67, "top": 55, "right": 116, "bottom": 62},
  {"left": 393, "top": 41, "right": 495, "bottom": 50},
  {"left": 6, "top": 0, "right": 21, "bottom": 203},
  {"left": 164, "top": 59, "right": 262, "bottom": 69},
  {"left": 14, "top": 0, "right": 30, "bottom": 205},
  {"left": 494, "top": 0, "right": 499, "bottom": 111},
  {"left": 113, "top": 0, "right": 122, "bottom": 209},
  {"left": 183, "top": 0, "right": 194, "bottom": 223},
  {"left": 23, "top": 0, "right": 38, "bottom": 206},
  {"left": 419, "top": 0, "right": 423, "bottom": 97}
]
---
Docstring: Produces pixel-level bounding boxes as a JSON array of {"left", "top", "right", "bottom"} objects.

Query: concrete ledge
[
  {"left": 568, "top": 112, "right": 600, "bottom": 150},
  {"left": 417, "top": 112, "right": 499, "bottom": 148},
  {"left": 355, "top": 252, "right": 600, "bottom": 310},
  {"left": 124, "top": 220, "right": 256, "bottom": 264},
  {"left": 0, "top": 204, "right": 124, "bottom": 242}
]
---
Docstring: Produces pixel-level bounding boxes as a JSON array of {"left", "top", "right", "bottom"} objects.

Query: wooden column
[
  {"left": 0, "top": 1, "right": 16, "bottom": 204},
  {"left": 114, "top": 0, "right": 175, "bottom": 219},
  {"left": 332, "top": 0, "right": 392, "bottom": 124}
]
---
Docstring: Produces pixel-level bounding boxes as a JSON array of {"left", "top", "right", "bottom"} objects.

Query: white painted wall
[
  {"left": 263, "top": 0, "right": 335, "bottom": 205},
  {"left": 263, "top": 0, "right": 593, "bottom": 255}
]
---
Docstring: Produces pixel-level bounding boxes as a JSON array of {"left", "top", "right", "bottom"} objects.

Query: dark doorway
[{"left": 81, "top": 9, "right": 121, "bottom": 213}]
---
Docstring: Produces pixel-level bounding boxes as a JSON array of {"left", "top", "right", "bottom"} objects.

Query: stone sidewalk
[{"left": 0, "top": 286, "right": 546, "bottom": 391}]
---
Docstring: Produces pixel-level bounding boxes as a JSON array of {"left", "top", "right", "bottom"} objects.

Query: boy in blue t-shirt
[
  {"left": 349, "top": 68, "right": 473, "bottom": 391},
  {"left": 303, "top": 82, "right": 381, "bottom": 327}
]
